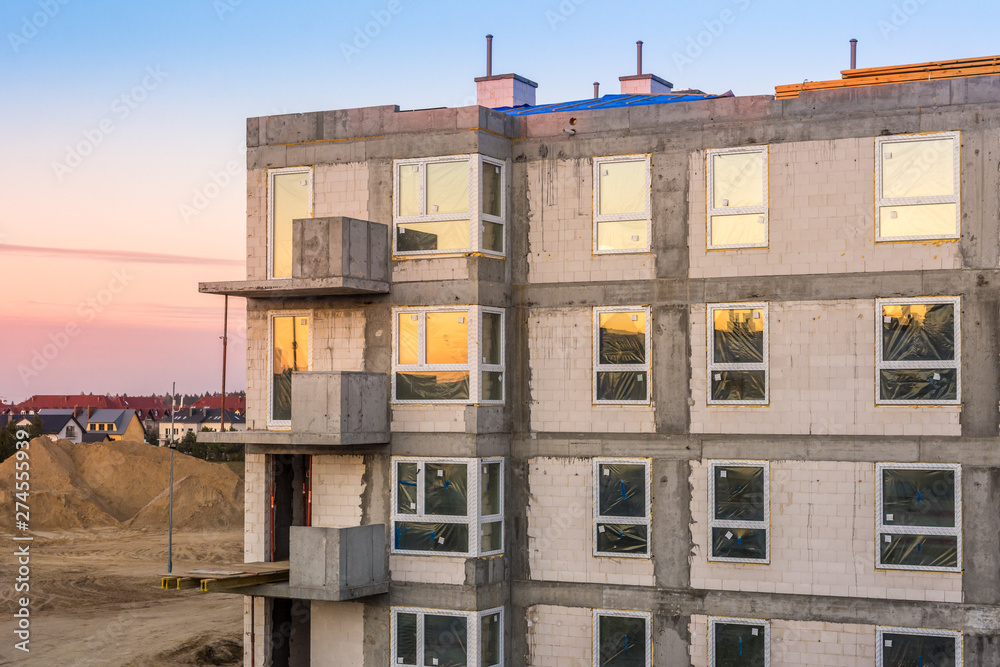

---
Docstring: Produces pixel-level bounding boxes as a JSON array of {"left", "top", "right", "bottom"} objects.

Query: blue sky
[{"left": 1, "top": 0, "right": 998, "bottom": 402}]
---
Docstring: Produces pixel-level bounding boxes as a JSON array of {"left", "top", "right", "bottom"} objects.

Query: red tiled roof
[
  {"left": 13, "top": 395, "right": 125, "bottom": 411},
  {"left": 191, "top": 395, "right": 246, "bottom": 413},
  {"left": 118, "top": 396, "right": 171, "bottom": 418}
]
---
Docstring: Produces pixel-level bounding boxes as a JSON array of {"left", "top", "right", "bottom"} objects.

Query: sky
[{"left": 1, "top": 0, "right": 998, "bottom": 403}]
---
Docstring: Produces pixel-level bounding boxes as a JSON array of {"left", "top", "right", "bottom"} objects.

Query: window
[
  {"left": 707, "top": 303, "right": 768, "bottom": 405},
  {"left": 876, "top": 627, "right": 961, "bottom": 667},
  {"left": 393, "top": 307, "right": 504, "bottom": 404},
  {"left": 708, "top": 461, "right": 769, "bottom": 563},
  {"left": 706, "top": 146, "right": 768, "bottom": 249},
  {"left": 394, "top": 155, "right": 507, "bottom": 256},
  {"left": 876, "top": 463, "right": 961, "bottom": 572},
  {"left": 593, "top": 307, "right": 650, "bottom": 404},
  {"left": 392, "top": 607, "right": 503, "bottom": 667},
  {"left": 876, "top": 297, "right": 960, "bottom": 405},
  {"left": 267, "top": 167, "right": 313, "bottom": 278},
  {"left": 392, "top": 457, "right": 504, "bottom": 557},
  {"left": 66, "top": 426, "right": 75, "bottom": 437},
  {"left": 592, "top": 610, "right": 651, "bottom": 667},
  {"left": 709, "top": 617, "right": 770, "bottom": 667},
  {"left": 593, "top": 154, "right": 651, "bottom": 253},
  {"left": 269, "top": 312, "right": 311, "bottom": 428},
  {"left": 593, "top": 458, "right": 651, "bottom": 558},
  {"left": 876, "top": 132, "right": 959, "bottom": 241}
]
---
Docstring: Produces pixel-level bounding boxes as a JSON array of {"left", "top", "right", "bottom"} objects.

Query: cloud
[{"left": 0, "top": 244, "right": 243, "bottom": 266}]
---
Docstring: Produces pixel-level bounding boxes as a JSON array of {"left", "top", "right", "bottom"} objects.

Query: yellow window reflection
[
  {"left": 426, "top": 161, "right": 469, "bottom": 215},
  {"left": 272, "top": 172, "right": 310, "bottom": 278},
  {"left": 599, "top": 159, "right": 646, "bottom": 216},
  {"left": 426, "top": 312, "right": 469, "bottom": 364},
  {"left": 712, "top": 152, "right": 763, "bottom": 208},
  {"left": 398, "top": 313, "right": 419, "bottom": 365},
  {"left": 398, "top": 164, "right": 420, "bottom": 216},
  {"left": 882, "top": 138, "right": 955, "bottom": 199},
  {"left": 272, "top": 315, "right": 310, "bottom": 422}
]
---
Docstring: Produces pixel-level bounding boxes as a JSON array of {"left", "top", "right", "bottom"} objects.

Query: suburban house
[
  {"left": 157, "top": 409, "right": 246, "bottom": 446},
  {"left": 181, "top": 45, "right": 1000, "bottom": 666},
  {"left": 1, "top": 412, "right": 85, "bottom": 443},
  {"left": 80, "top": 409, "right": 145, "bottom": 442},
  {"left": 191, "top": 394, "right": 247, "bottom": 416}
]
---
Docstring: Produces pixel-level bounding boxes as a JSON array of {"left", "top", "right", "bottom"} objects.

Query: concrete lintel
[
  {"left": 198, "top": 277, "right": 389, "bottom": 297},
  {"left": 199, "top": 430, "right": 389, "bottom": 446},
  {"left": 225, "top": 580, "right": 389, "bottom": 602}
]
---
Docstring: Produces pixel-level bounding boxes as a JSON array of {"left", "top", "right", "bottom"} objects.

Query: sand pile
[{"left": 0, "top": 438, "right": 243, "bottom": 532}]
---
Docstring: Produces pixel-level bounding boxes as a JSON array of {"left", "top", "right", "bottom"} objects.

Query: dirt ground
[{"left": 0, "top": 528, "right": 244, "bottom": 666}]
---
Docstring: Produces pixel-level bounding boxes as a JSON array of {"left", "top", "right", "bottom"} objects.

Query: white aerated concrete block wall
[
  {"left": 391, "top": 405, "right": 468, "bottom": 432},
  {"left": 392, "top": 257, "right": 469, "bottom": 282},
  {"left": 311, "top": 455, "right": 365, "bottom": 528},
  {"left": 689, "top": 615, "right": 878, "bottom": 666},
  {"left": 245, "top": 453, "right": 267, "bottom": 562},
  {"left": 688, "top": 138, "right": 961, "bottom": 278},
  {"left": 689, "top": 300, "right": 961, "bottom": 436},
  {"left": 525, "top": 158, "right": 655, "bottom": 285},
  {"left": 529, "top": 309, "right": 655, "bottom": 433},
  {"left": 526, "top": 605, "right": 593, "bottom": 666},
  {"left": 689, "top": 461, "right": 963, "bottom": 602},
  {"left": 242, "top": 596, "right": 269, "bottom": 667},
  {"left": 527, "top": 458, "right": 655, "bottom": 585},
  {"left": 389, "top": 555, "right": 467, "bottom": 584},
  {"left": 311, "top": 602, "right": 365, "bottom": 666}
]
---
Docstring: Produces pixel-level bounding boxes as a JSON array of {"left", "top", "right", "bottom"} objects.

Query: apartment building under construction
[{"left": 191, "top": 44, "right": 1000, "bottom": 666}]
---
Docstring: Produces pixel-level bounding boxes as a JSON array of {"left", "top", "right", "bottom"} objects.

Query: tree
[
  {"left": 0, "top": 417, "right": 43, "bottom": 464},
  {"left": 144, "top": 427, "right": 159, "bottom": 446}
]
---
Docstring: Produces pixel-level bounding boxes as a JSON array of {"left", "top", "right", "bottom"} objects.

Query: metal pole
[
  {"left": 221, "top": 295, "right": 228, "bottom": 435},
  {"left": 593, "top": 82, "right": 600, "bottom": 99},
  {"left": 850, "top": 39, "right": 858, "bottom": 70},
  {"left": 486, "top": 34, "right": 493, "bottom": 77},
  {"left": 168, "top": 381, "right": 174, "bottom": 574}
]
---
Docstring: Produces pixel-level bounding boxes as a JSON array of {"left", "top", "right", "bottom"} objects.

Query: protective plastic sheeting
[
  {"left": 598, "top": 159, "right": 647, "bottom": 216},
  {"left": 883, "top": 468, "right": 956, "bottom": 528},
  {"left": 714, "top": 622, "right": 767, "bottom": 666},
  {"left": 880, "top": 533, "right": 958, "bottom": 569},
  {"left": 426, "top": 161, "right": 469, "bottom": 215},
  {"left": 881, "top": 138, "right": 955, "bottom": 199},
  {"left": 711, "top": 370, "right": 766, "bottom": 402},
  {"left": 396, "top": 612, "right": 418, "bottom": 665},
  {"left": 481, "top": 463, "right": 501, "bottom": 515},
  {"left": 597, "top": 371, "right": 647, "bottom": 402},
  {"left": 712, "top": 527, "right": 766, "bottom": 560},
  {"left": 481, "top": 521, "right": 502, "bottom": 553},
  {"left": 482, "top": 312, "right": 502, "bottom": 365},
  {"left": 882, "top": 632, "right": 957, "bottom": 667},
  {"left": 714, "top": 309, "right": 764, "bottom": 364},
  {"left": 394, "top": 521, "right": 469, "bottom": 553},
  {"left": 713, "top": 152, "right": 764, "bottom": 208},
  {"left": 711, "top": 213, "right": 767, "bottom": 246},
  {"left": 396, "top": 371, "right": 470, "bottom": 401},
  {"left": 599, "top": 464, "right": 646, "bottom": 518},
  {"left": 596, "top": 524, "right": 648, "bottom": 554},
  {"left": 397, "top": 221, "right": 471, "bottom": 252},
  {"left": 599, "top": 313, "right": 646, "bottom": 364},
  {"left": 423, "top": 613, "right": 468, "bottom": 667},
  {"left": 597, "top": 219, "right": 648, "bottom": 252},
  {"left": 882, "top": 304, "right": 955, "bottom": 362},
  {"left": 425, "top": 463, "right": 468, "bottom": 516},
  {"left": 879, "top": 369, "right": 957, "bottom": 402},
  {"left": 397, "top": 164, "right": 420, "bottom": 217},
  {"left": 272, "top": 172, "right": 310, "bottom": 278},
  {"left": 879, "top": 203, "right": 957, "bottom": 239},
  {"left": 714, "top": 466, "right": 765, "bottom": 522},
  {"left": 396, "top": 461, "right": 418, "bottom": 515},
  {"left": 596, "top": 615, "right": 647, "bottom": 667}
]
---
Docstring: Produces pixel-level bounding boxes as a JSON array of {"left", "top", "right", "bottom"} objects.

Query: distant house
[
  {"left": 1, "top": 413, "right": 85, "bottom": 443},
  {"left": 11, "top": 394, "right": 124, "bottom": 415},
  {"left": 118, "top": 395, "right": 172, "bottom": 429},
  {"left": 80, "top": 409, "right": 145, "bottom": 442},
  {"left": 157, "top": 408, "right": 245, "bottom": 446},
  {"left": 190, "top": 395, "right": 246, "bottom": 416}
]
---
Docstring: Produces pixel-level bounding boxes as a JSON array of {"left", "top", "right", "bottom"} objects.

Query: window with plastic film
[
  {"left": 706, "top": 146, "right": 768, "bottom": 249},
  {"left": 708, "top": 303, "right": 767, "bottom": 405},
  {"left": 876, "top": 627, "right": 961, "bottom": 667},
  {"left": 391, "top": 457, "right": 504, "bottom": 557},
  {"left": 876, "top": 463, "right": 961, "bottom": 572},
  {"left": 593, "top": 155, "right": 651, "bottom": 253},
  {"left": 709, "top": 617, "right": 770, "bottom": 667},
  {"left": 876, "top": 132, "right": 960, "bottom": 241},
  {"left": 593, "top": 610, "right": 651, "bottom": 667},
  {"left": 267, "top": 167, "right": 312, "bottom": 278},
  {"left": 593, "top": 307, "right": 650, "bottom": 404},
  {"left": 392, "top": 606, "right": 504, "bottom": 667},
  {"left": 393, "top": 154, "right": 507, "bottom": 256},
  {"left": 876, "top": 297, "right": 960, "bottom": 405},
  {"left": 593, "top": 459, "right": 650, "bottom": 558},
  {"left": 708, "top": 461, "right": 769, "bottom": 563},
  {"left": 393, "top": 307, "right": 504, "bottom": 404},
  {"left": 269, "top": 313, "right": 310, "bottom": 428}
]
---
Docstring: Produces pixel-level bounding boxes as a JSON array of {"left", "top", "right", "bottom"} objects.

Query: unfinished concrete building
[{"left": 195, "top": 47, "right": 1000, "bottom": 665}]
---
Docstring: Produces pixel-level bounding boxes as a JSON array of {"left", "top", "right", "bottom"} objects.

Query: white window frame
[
  {"left": 875, "top": 131, "right": 960, "bottom": 242},
  {"left": 592, "top": 306, "right": 651, "bottom": 405},
  {"left": 708, "top": 460, "right": 770, "bottom": 564},
  {"left": 592, "top": 154, "right": 652, "bottom": 254},
  {"left": 706, "top": 146, "right": 768, "bottom": 249},
  {"left": 875, "top": 462, "right": 962, "bottom": 573},
  {"left": 392, "top": 154, "right": 508, "bottom": 257},
  {"left": 707, "top": 302, "right": 769, "bottom": 406},
  {"left": 876, "top": 626, "right": 962, "bottom": 667},
  {"left": 391, "top": 606, "right": 504, "bottom": 667},
  {"left": 709, "top": 617, "right": 771, "bottom": 667},
  {"left": 875, "top": 296, "right": 961, "bottom": 406},
  {"left": 266, "top": 310, "right": 312, "bottom": 430},
  {"left": 593, "top": 458, "right": 651, "bottom": 559},
  {"left": 592, "top": 609, "right": 652, "bottom": 667},
  {"left": 390, "top": 456, "right": 504, "bottom": 557},
  {"left": 392, "top": 306, "right": 505, "bottom": 405},
  {"left": 266, "top": 166, "right": 313, "bottom": 279}
]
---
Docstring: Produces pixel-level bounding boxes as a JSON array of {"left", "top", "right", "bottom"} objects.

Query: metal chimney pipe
[
  {"left": 593, "top": 82, "right": 600, "bottom": 98},
  {"left": 636, "top": 40, "right": 643, "bottom": 75},
  {"left": 486, "top": 34, "right": 493, "bottom": 77},
  {"left": 850, "top": 38, "right": 858, "bottom": 70}
]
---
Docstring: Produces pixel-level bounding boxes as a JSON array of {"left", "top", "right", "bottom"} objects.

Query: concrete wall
[
  {"left": 311, "top": 455, "right": 365, "bottom": 528},
  {"left": 389, "top": 555, "right": 467, "bottom": 584},
  {"left": 525, "top": 158, "right": 655, "bottom": 285},
  {"left": 689, "top": 615, "right": 878, "bottom": 666},
  {"left": 525, "top": 604, "right": 593, "bottom": 666},
  {"left": 245, "top": 452, "right": 266, "bottom": 562},
  {"left": 688, "top": 138, "right": 962, "bottom": 278},
  {"left": 527, "top": 457, "right": 655, "bottom": 586},
  {"left": 528, "top": 308, "right": 655, "bottom": 433},
  {"left": 689, "top": 300, "right": 962, "bottom": 436},
  {"left": 311, "top": 601, "right": 365, "bottom": 666},
  {"left": 689, "top": 460, "right": 963, "bottom": 602}
]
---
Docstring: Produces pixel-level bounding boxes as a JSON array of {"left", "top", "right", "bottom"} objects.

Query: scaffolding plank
[
  {"left": 200, "top": 570, "right": 289, "bottom": 592},
  {"left": 175, "top": 577, "right": 200, "bottom": 590}
]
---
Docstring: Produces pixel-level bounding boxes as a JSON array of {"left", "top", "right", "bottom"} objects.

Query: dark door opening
[
  {"left": 271, "top": 597, "right": 311, "bottom": 667},
  {"left": 269, "top": 454, "right": 312, "bottom": 562}
]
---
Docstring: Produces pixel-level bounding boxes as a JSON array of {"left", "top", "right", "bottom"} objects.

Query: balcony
[
  {"left": 199, "top": 216, "right": 389, "bottom": 297},
  {"left": 199, "top": 371, "right": 389, "bottom": 447}
]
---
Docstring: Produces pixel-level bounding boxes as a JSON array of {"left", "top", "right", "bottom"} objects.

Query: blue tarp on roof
[{"left": 495, "top": 92, "right": 724, "bottom": 116}]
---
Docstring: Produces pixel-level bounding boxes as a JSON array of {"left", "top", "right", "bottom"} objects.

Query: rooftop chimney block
[
  {"left": 474, "top": 35, "right": 537, "bottom": 108},
  {"left": 619, "top": 40, "right": 672, "bottom": 95}
]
